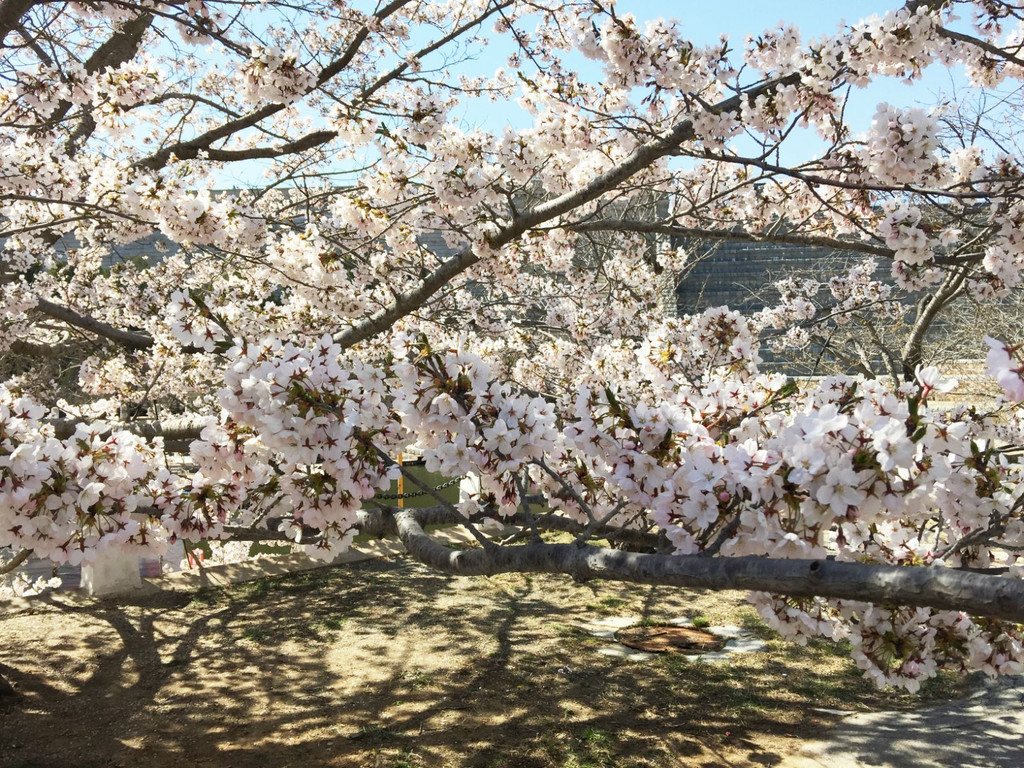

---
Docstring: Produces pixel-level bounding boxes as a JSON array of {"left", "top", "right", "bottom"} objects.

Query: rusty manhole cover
[{"left": 614, "top": 625, "right": 726, "bottom": 654}]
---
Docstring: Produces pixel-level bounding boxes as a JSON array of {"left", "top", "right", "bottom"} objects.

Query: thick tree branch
[
  {"left": 134, "top": 0, "right": 414, "bottom": 171},
  {"left": 900, "top": 267, "right": 967, "bottom": 377},
  {"left": 225, "top": 506, "right": 663, "bottom": 551},
  {"left": 0, "top": 548, "right": 31, "bottom": 575},
  {"left": 394, "top": 511, "right": 1024, "bottom": 623},
  {"left": 49, "top": 414, "right": 204, "bottom": 441},
  {"left": 34, "top": 299, "right": 153, "bottom": 350},
  {"left": 0, "top": 0, "right": 40, "bottom": 43},
  {"left": 203, "top": 130, "right": 337, "bottom": 162}
]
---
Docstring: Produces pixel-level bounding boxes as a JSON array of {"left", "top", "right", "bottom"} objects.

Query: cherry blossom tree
[
  {"left": 682, "top": 83, "right": 1024, "bottom": 386},
  {"left": 2, "top": 0, "right": 1024, "bottom": 690}
]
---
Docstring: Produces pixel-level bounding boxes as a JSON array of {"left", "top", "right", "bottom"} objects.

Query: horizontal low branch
[
  {"left": 394, "top": 511, "right": 1024, "bottom": 622},
  {"left": 49, "top": 415, "right": 205, "bottom": 441},
  {"left": 223, "top": 506, "right": 664, "bottom": 550}
]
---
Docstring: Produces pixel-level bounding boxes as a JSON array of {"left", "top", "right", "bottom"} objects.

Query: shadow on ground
[{"left": 0, "top": 558, "right": 978, "bottom": 768}]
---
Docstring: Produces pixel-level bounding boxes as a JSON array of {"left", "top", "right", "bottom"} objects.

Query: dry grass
[{"left": 0, "top": 556, "right": 973, "bottom": 768}]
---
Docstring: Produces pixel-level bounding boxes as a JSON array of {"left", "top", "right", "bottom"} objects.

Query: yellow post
[{"left": 397, "top": 452, "right": 404, "bottom": 508}]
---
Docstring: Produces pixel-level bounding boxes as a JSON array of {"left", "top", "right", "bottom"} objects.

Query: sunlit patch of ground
[{"left": 0, "top": 557, "right": 972, "bottom": 768}]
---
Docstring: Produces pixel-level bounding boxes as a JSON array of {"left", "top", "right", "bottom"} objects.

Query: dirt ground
[{"left": 0, "top": 557, "right": 972, "bottom": 768}]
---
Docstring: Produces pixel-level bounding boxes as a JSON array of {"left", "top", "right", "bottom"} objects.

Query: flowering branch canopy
[{"left": 2, "top": 0, "right": 1024, "bottom": 689}]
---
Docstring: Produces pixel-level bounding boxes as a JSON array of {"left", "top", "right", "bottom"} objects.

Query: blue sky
[
  {"left": 631, "top": 1, "right": 896, "bottom": 42},
  {"left": 470, "top": 2, "right": 965, "bottom": 125},
  {"left": 222, "top": 2, "right": 975, "bottom": 184},
  {"left": 424, "top": 1, "right": 973, "bottom": 169}
]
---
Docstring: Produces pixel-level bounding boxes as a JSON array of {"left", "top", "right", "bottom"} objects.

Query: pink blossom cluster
[
  {"left": 985, "top": 336, "right": 1024, "bottom": 401},
  {"left": 212, "top": 336, "right": 406, "bottom": 558},
  {"left": 826, "top": 259, "right": 897, "bottom": 325},
  {"left": 878, "top": 202, "right": 936, "bottom": 268},
  {"left": 86, "top": 57, "right": 164, "bottom": 131},
  {"left": 390, "top": 334, "right": 558, "bottom": 516},
  {"left": 0, "top": 570, "right": 62, "bottom": 599},
  {"left": 550, "top": 359, "right": 1023, "bottom": 688},
  {"left": 751, "top": 596, "right": 1023, "bottom": 691},
  {"left": 0, "top": 386, "right": 169, "bottom": 565},
  {"left": 862, "top": 103, "right": 941, "bottom": 185},
  {"left": 166, "top": 290, "right": 229, "bottom": 352},
  {"left": 238, "top": 46, "right": 318, "bottom": 105}
]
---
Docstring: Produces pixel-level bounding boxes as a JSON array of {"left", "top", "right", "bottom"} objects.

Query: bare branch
[
  {"left": 394, "top": 511, "right": 1024, "bottom": 623},
  {"left": 0, "top": 548, "right": 31, "bottom": 575},
  {"left": 569, "top": 220, "right": 895, "bottom": 259},
  {"left": 34, "top": 299, "right": 153, "bottom": 350}
]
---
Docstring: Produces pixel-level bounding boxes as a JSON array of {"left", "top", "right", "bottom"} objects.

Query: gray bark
[
  {"left": 0, "top": 548, "right": 31, "bottom": 575},
  {"left": 34, "top": 299, "right": 153, "bottom": 350},
  {"left": 393, "top": 511, "right": 1024, "bottom": 623},
  {"left": 226, "top": 506, "right": 661, "bottom": 550},
  {"left": 48, "top": 415, "right": 204, "bottom": 441},
  {"left": 0, "top": 0, "right": 39, "bottom": 43}
]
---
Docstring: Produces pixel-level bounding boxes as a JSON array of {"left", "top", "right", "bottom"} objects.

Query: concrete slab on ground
[{"left": 779, "top": 674, "right": 1024, "bottom": 768}]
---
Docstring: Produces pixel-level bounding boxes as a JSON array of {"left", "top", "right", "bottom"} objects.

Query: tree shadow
[{"left": 0, "top": 558, "right": 984, "bottom": 768}]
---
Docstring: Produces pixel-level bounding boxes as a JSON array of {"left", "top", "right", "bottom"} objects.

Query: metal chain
[{"left": 375, "top": 475, "right": 463, "bottom": 500}]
